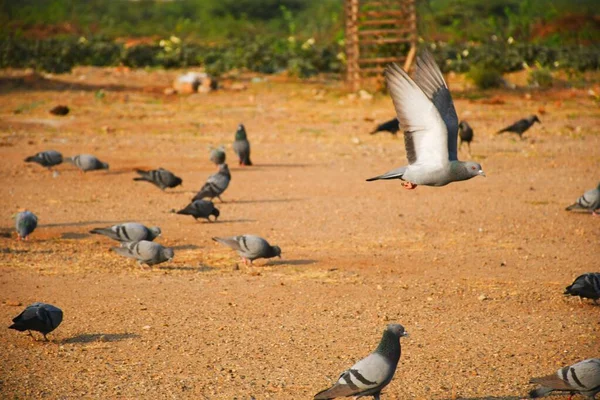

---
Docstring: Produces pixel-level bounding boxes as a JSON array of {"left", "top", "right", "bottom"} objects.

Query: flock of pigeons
[{"left": 9, "top": 49, "right": 600, "bottom": 399}]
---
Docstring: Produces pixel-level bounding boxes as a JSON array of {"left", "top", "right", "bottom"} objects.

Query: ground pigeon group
[
  {"left": 458, "top": 120, "right": 473, "bottom": 153},
  {"left": 529, "top": 358, "right": 600, "bottom": 399},
  {"left": 564, "top": 273, "right": 600, "bottom": 304},
  {"left": 233, "top": 124, "right": 252, "bottom": 166},
  {"left": 177, "top": 200, "right": 220, "bottom": 222},
  {"left": 111, "top": 240, "right": 174, "bottom": 267},
  {"left": 192, "top": 163, "right": 231, "bottom": 202},
  {"left": 210, "top": 146, "right": 226, "bottom": 166},
  {"left": 134, "top": 168, "right": 182, "bottom": 191},
  {"left": 15, "top": 210, "right": 38, "bottom": 240},
  {"left": 24, "top": 150, "right": 63, "bottom": 169},
  {"left": 9, "top": 302, "right": 63, "bottom": 341},
  {"left": 212, "top": 235, "right": 281, "bottom": 265},
  {"left": 90, "top": 222, "right": 162, "bottom": 243},
  {"left": 565, "top": 182, "right": 600, "bottom": 215},
  {"left": 370, "top": 118, "right": 400, "bottom": 135},
  {"left": 65, "top": 154, "right": 109, "bottom": 172},
  {"left": 497, "top": 115, "right": 541, "bottom": 138}
]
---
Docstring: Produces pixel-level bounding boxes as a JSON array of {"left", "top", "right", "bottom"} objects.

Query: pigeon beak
[
  {"left": 478, "top": 170, "right": 486, "bottom": 177},
  {"left": 401, "top": 331, "right": 409, "bottom": 337}
]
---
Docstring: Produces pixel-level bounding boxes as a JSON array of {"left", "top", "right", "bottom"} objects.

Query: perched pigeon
[
  {"left": 111, "top": 240, "right": 174, "bottom": 266},
  {"left": 24, "top": 150, "right": 63, "bottom": 169},
  {"left": 177, "top": 200, "right": 220, "bottom": 222},
  {"left": 529, "top": 358, "right": 600, "bottom": 399},
  {"left": 566, "top": 183, "right": 600, "bottom": 215},
  {"left": 314, "top": 324, "right": 408, "bottom": 400},
  {"left": 133, "top": 168, "right": 182, "bottom": 191},
  {"left": 65, "top": 154, "right": 109, "bottom": 172},
  {"left": 9, "top": 302, "right": 63, "bottom": 341},
  {"left": 210, "top": 146, "right": 226, "bottom": 166},
  {"left": 212, "top": 235, "right": 281, "bottom": 265},
  {"left": 192, "top": 163, "right": 231, "bottom": 202},
  {"left": 458, "top": 120, "right": 474, "bottom": 153},
  {"left": 497, "top": 115, "right": 540, "bottom": 138},
  {"left": 49, "top": 105, "right": 69, "bottom": 116},
  {"left": 564, "top": 273, "right": 600, "bottom": 304},
  {"left": 366, "top": 51, "right": 485, "bottom": 189},
  {"left": 233, "top": 124, "right": 252, "bottom": 166},
  {"left": 15, "top": 210, "right": 38, "bottom": 240},
  {"left": 90, "top": 223, "right": 161, "bottom": 243},
  {"left": 370, "top": 118, "right": 400, "bottom": 135}
]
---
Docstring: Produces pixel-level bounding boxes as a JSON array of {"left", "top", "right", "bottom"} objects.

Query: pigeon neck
[
  {"left": 374, "top": 330, "right": 401, "bottom": 362},
  {"left": 450, "top": 161, "right": 475, "bottom": 182}
]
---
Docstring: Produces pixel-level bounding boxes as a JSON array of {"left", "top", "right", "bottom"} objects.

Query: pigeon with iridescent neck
[{"left": 233, "top": 124, "right": 252, "bottom": 166}]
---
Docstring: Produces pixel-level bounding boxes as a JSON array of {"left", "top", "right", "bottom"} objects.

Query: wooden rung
[
  {"left": 358, "top": 19, "right": 401, "bottom": 26},
  {"left": 358, "top": 28, "right": 410, "bottom": 36},
  {"left": 360, "top": 37, "right": 413, "bottom": 44},
  {"left": 358, "top": 56, "right": 404, "bottom": 64},
  {"left": 359, "top": 10, "right": 407, "bottom": 18}
]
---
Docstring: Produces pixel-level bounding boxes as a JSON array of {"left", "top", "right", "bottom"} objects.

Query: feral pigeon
[
  {"left": 24, "top": 150, "right": 63, "bottom": 169},
  {"left": 212, "top": 235, "right": 281, "bottom": 265},
  {"left": 177, "top": 200, "right": 220, "bottom": 222},
  {"left": 210, "top": 146, "right": 226, "bottom": 166},
  {"left": 90, "top": 223, "right": 161, "bottom": 243},
  {"left": 529, "top": 358, "right": 600, "bottom": 398},
  {"left": 9, "top": 302, "right": 63, "bottom": 341},
  {"left": 366, "top": 51, "right": 485, "bottom": 189},
  {"left": 370, "top": 118, "right": 400, "bottom": 135},
  {"left": 497, "top": 115, "right": 540, "bottom": 138},
  {"left": 111, "top": 240, "right": 174, "bottom": 266},
  {"left": 314, "top": 324, "right": 408, "bottom": 400},
  {"left": 65, "top": 154, "right": 109, "bottom": 172},
  {"left": 564, "top": 273, "right": 600, "bottom": 304},
  {"left": 49, "top": 105, "right": 69, "bottom": 116},
  {"left": 233, "top": 124, "right": 252, "bottom": 166},
  {"left": 133, "top": 168, "right": 182, "bottom": 191},
  {"left": 565, "top": 183, "right": 600, "bottom": 215},
  {"left": 15, "top": 210, "right": 38, "bottom": 240},
  {"left": 458, "top": 120, "right": 474, "bottom": 153},
  {"left": 192, "top": 163, "right": 231, "bottom": 202}
]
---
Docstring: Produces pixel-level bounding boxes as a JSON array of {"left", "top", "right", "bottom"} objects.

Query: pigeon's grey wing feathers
[
  {"left": 212, "top": 236, "right": 243, "bottom": 251},
  {"left": 111, "top": 245, "right": 137, "bottom": 259}
]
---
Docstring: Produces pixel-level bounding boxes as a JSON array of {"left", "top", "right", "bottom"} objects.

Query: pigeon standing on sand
[
  {"left": 564, "top": 273, "right": 600, "bottom": 304},
  {"left": 24, "top": 150, "right": 63, "bottom": 169},
  {"left": 212, "top": 235, "right": 281, "bottom": 265},
  {"left": 529, "top": 358, "right": 600, "bottom": 398},
  {"left": 497, "top": 115, "right": 540, "bottom": 138},
  {"left": 9, "top": 302, "right": 63, "bottom": 341},
  {"left": 192, "top": 163, "right": 231, "bottom": 202},
  {"left": 210, "top": 146, "right": 226, "bottom": 166},
  {"left": 65, "top": 154, "right": 109, "bottom": 172},
  {"left": 177, "top": 200, "right": 220, "bottom": 222},
  {"left": 133, "top": 168, "right": 182, "bottom": 191},
  {"left": 90, "top": 223, "right": 161, "bottom": 243},
  {"left": 458, "top": 121, "right": 474, "bottom": 153},
  {"left": 111, "top": 240, "right": 174, "bottom": 266},
  {"left": 366, "top": 51, "right": 485, "bottom": 189},
  {"left": 15, "top": 210, "right": 38, "bottom": 240},
  {"left": 565, "top": 183, "right": 600, "bottom": 216},
  {"left": 314, "top": 324, "right": 408, "bottom": 400},
  {"left": 233, "top": 124, "right": 252, "bottom": 166},
  {"left": 370, "top": 118, "right": 400, "bottom": 136}
]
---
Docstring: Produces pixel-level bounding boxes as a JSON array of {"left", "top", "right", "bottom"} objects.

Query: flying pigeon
[
  {"left": 370, "top": 118, "right": 400, "bottom": 135},
  {"left": 564, "top": 273, "right": 600, "bottom": 304},
  {"left": 24, "top": 150, "right": 63, "bottom": 169},
  {"left": 212, "top": 235, "right": 281, "bottom": 265},
  {"left": 366, "top": 51, "right": 485, "bottom": 189},
  {"left": 65, "top": 154, "right": 109, "bottom": 172},
  {"left": 90, "top": 223, "right": 161, "bottom": 243},
  {"left": 314, "top": 324, "right": 408, "bottom": 400},
  {"left": 233, "top": 124, "right": 252, "bottom": 166},
  {"left": 529, "top": 358, "right": 600, "bottom": 399},
  {"left": 497, "top": 115, "right": 540, "bottom": 138},
  {"left": 565, "top": 182, "right": 600, "bottom": 216},
  {"left": 458, "top": 120, "right": 474, "bottom": 153},
  {"left": 176, "top": 200, "right": 220, "bottom": 222},
  {"left": 15, "top": 210, "right": 38, "bottom": 240},
  {"left": 210, "top": 146, "right": 226, "bottom": 166},
  {"left": 192, "top": 163, "right": 231, "bottom": 202},
  {"left": 49, "top": 105, "right": 69, "bottom": 116},
  {"left": 133, "top": 168, "right": 182, "bottom": 191},
  {"left": 9, "top": 302, "right": 63, "bottom": 341},
  {"left": 111, "top": 240, "right": 174, "bottom": 266}
]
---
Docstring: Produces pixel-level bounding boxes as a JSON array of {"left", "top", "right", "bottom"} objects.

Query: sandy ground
[{"left": 0, "top": 67, "right": 599, "bottom": 399}]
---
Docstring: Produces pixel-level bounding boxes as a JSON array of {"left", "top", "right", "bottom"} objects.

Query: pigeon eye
[{"left": 471, "top": 166, "right": 476, "bottom": 170}]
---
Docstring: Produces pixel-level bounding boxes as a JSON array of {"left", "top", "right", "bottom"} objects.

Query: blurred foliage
[
  {"left": 527, "top": 64, "right": 554, "bottom": 88},
  {"left": 467, "top": 64, "right": 503, "bottom": 89}
]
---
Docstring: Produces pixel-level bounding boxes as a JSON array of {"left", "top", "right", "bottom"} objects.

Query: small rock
[
  {"left": 163, "top": 88, "right": 176, "bottom": 95},
  {"left": 5, "top": 300, "right": 22, "bottom": 306},
  {"left": 142, "top": 325, "right": 151, "bottom": 330},
  {"left": 478, "top": 294, "right": 488, "bottom": 301},
  {"left": 230, "top": 82, "right": 247, "bottom": 91},
  {"left": 358, "top": 90, "right": 373, "bottom": 101}
]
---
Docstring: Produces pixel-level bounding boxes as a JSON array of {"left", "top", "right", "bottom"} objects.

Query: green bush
[
  {"left": 467, "top": 64, "right": 503, "bottom": 89},
  {"left": 527, "top": 67, "right": 553, "bottom": 88}
]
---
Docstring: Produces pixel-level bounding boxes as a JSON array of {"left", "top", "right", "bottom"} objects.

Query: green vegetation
[{"left": 467, "top": 64, "right": 503, "bottom": 89}]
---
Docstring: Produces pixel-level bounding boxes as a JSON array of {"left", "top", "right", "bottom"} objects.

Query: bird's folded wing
[
  {"left": 386, "top": 62, "right": 449, "bottom": 168},
  {"left": 530, "top": 373, "right": 573, "bottom": 391},
  {"left": 213, "top": 236, "right": 243, "bottom": 251}
]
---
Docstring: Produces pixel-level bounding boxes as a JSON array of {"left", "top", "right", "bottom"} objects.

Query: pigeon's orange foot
[
  {"left": 402, "top": 181, "right": 417, "bottom": 190},
  {"left": 593, "top": 211, "right": 599, "bottom": 217}
]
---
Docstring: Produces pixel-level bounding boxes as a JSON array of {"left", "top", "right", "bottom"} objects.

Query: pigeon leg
[
  {"left": 217, "top": 195, "right": 224, "bottom": 203},
  {"left": 402, "top": 181, "right": 418, "bottom": 190},
  {"left": 43, "top": 333, "right": 49, "bottom": 342},
  {"left": 592, "top": 210, "right": 599, "bottom": 217},
  {"left": 27, "top": 330, "right": 33, "bottom": 338},
  {"left": 16, "top": 235, "right": 22, "bottom": 241}
]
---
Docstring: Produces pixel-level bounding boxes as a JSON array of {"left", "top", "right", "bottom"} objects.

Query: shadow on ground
[
  {"left": 230, "top": 198, "right": 305, "bottom": 204},
  {"left": 265, "top": 259, "right": 317, "bottom": 266},
  {"left": 63, "top": 333, "right": 140, "bottom": 344},
  {"left": 159, "top": 264, "right": 215, "bottom": 272}
]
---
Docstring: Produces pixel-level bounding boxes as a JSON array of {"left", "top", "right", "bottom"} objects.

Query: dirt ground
[{"left": 0, "top": 67, "right": 598, "bottom": 400}]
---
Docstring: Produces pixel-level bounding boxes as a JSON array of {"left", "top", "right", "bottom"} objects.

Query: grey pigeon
[
  {"left": 177, "top": 200, "right": 220, "bottom": 222},
  {"left": 233, "top": 124, "right": 252, "bottom": 166},
  {"left": 212, "top": 234, "right": 281, "bottom": 265},
  {"left": 210, "top": 146, "right": 226, "bottom": 166},
  {"left": 9, "top": 302, "right": 63, "bottom": 341},
  {"left": 366, "top": 51, "right": 485, "bottom": 189},
  {"left": 192, "top": 163, "right": 231, "bottom": 202},
  {"left": 90, "top": 223, "right": 161, "bottom": 243},
  {"left": 370, "top": 118, "right": 400, "bottom": 135},
  {"left": 15, "top": 210, "right": 38, "bottom": 240},
  {"left": 314, "top": 324, "right": 408, "bottom": 400},
  {"left": 566, "top": 182, "right": 600, "bottom": 215},
  {"left": 497, "top": 115, "right": 540, "bottom": 138},
  {"left": 65, "top": 154, "right": 109, "bottom": 172},
  {"left": 111, "top": 240, "right": 174, "bottom": 266},
  {"left": 564, "top": 273, "right": 600, "bottom": 304},
  {"left": 458, "top": 120, "right": 474, "bottom": 153},
  {"left": 529, "top": 358, "right": 600, "bottom": 398},
  {"left": 133, "top": 168, "right": 182, "bottom": 191},
  {"left": 24, "top": 150, "right": 63, "bottom": 169}
]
